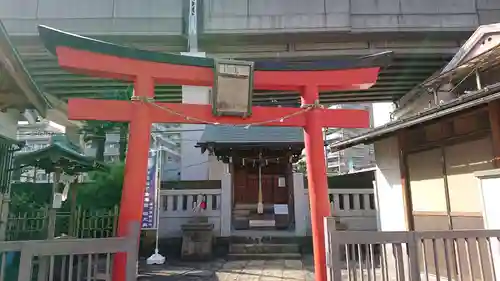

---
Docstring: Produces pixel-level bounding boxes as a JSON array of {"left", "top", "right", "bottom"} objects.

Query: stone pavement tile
[
  {"left": 282, "top": 269, "right": 306, "bottom": 281},
  {"left": 204, "top": 259, "right": 225, "bottom": 270},
  {"left": 264, "top": 259, "right": 285, "bottom": 267},
  {"left": 284, "top": 259, "right": 303, "bottom": 269},
  {"left": 217, "top": 269, "right": 246, "bottom": 281},
  {"left": 258, "top": 277, "right": 283, "bottom": 281},
  {"left": 217, "top": 272, "right": 240, "bottom": 281},
  {"left": 263, "top": 259, "right": 285, "bottom": 278},
  {"left": 246, "top": 260, "right": 266, "bottom": 268},
  {"left": 223, "top": 260, "right": 249, "bottom": 270},
  {"left": 218, "top": 260, "right": 250, "bottom": 281},
  {"left": 304, "top": 271, "right": 315, "bottom": 281},
  {"left": 139, "top": 257, "right": 315, "bottom": 281},
  {"left": 261, "top": 267, "right": 283, "bottom": 279},
  {"left": 238, "top": 262, "right": 264, "bottom": 281}
]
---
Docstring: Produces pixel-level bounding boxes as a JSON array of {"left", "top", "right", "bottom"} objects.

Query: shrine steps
[
  {"left": 229, "top": 204, "right": 303, "bottom": 259},
  {"left": 227, "top": 235, "right": 302, "bottom": 260},
  {"left": 227, "top": 252, "right": 302, "bottom": 260},
  {"left": 233, "top": 204, "right": 290, "bottom": 231}
]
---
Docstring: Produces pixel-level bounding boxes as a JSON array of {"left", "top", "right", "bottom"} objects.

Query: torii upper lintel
[
  {"left": 37, "top": 25, "right": 391, "bottom": 281},
  {"left": 39, "top": 25, "right": 390, "bottom": 91}
]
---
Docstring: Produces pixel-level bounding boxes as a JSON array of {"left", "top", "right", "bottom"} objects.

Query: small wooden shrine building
[{"left": 197, "top": 125, "right": 304, "bottom": 231}]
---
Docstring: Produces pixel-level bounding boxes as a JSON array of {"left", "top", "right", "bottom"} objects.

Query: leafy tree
[
  {"left": 295, "top": 160, "right": 307, "bottom": 173},
  {"left": 74, "top": 162, "right": 124, "bottom": 210},
  {"left": 9, "top": 183, "right": 51, "bottom": 214}
]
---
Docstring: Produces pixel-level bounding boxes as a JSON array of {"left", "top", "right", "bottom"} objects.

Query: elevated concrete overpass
[{"left": 1, "top": 0, "right": 499, "bottom": 106}]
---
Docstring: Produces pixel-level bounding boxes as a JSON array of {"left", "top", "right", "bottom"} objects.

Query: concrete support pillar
[
  {"left": 65, "top": 125, "right": 84, "bottom": 148},
  {"left": 293, "top": 173, "right": 307, "bottom": 236},
  {"left": 180, "top": 52, "right": 209, "bottom": 181},
  {"left": 0, "top": 109, "right": 21, "bottom": 241},
  {"left": 374, "top": 136, "right": 407, "bottom": 231},
  {"left": 372, "top": 102, "right": 408, "bottom": 280},
  {"left": 0, "top": 193, "right": 10, "bottom": 241},
  {"left": 220, "top": 173, "right": 232, "bottom": 237},
  {"left": 0, "top": 109, "right": 21, "bottom": 139},
  {"left": 371, "top": 102, "right": 407, "bottom": 231},
  {"left": 374, "top": 136, "right": 409, "bottom": 279}
]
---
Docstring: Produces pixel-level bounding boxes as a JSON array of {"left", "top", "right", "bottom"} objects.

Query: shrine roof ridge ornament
[{"left": 37, "top": 25, "right": 393, "bottom": 72}]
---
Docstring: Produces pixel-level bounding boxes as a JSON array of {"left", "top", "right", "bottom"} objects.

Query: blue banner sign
[{"left": 141, "top": 151, "right": 158, "bottom": 229}]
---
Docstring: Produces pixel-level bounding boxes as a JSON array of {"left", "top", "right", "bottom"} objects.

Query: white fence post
[
  {"left": 220, "top": 173, "right": 232, "bottom": 237},
  {"left": 324, "top": 217, "right": 341, "bottom": 281},
  {"left": 476, "top": 170, "right": 500, "bottom": 281},
  {"left": 293, "top": 173, "right": 307, "bottom": 236},
  {"left": 408, "top": 232, "right": 421, "bottom": 281}
]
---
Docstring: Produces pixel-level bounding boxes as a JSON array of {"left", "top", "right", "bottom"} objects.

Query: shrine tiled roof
[
  {"left": 197, "top": 125, "right": 303, "bottom": 145},
  {"left": 14, "top": 134, "right": 108, "bottom": 175}
]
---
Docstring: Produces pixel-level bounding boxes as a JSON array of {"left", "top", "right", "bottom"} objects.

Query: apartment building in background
[
  {"left": 296, "top": 103, "right": 375, "bottom": 175},
  {"left": 16, "top": 120, "right": 65, "bottom": 182},
  {"left": 324, "top": 103, "right": 375, "bottom": 174}
]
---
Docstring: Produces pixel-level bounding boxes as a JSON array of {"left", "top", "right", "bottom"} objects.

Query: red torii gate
[{"left": 38, "top": 25, "right": 389, "bottom": 281}]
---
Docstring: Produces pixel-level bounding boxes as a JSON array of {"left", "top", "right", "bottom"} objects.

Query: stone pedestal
[{"left": 181, "top": 216, "right": 214, "bottom": 260}]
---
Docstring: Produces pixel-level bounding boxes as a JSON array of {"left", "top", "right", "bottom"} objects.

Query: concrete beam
[
  {"left": 207, "top": 47, "right": 459, "bottom": 60},
  {"left": 43, "top": 93, "right": 83, "bottom": 128},
  {"left": 0, "top": 0, "right": 185, "bottom": 36},
  {"left": 23, "top": 109, "right": 38, "bottom": 124}
]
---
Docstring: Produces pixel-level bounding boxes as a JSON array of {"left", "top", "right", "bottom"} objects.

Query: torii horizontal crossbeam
[
  {"left": 68, "top": 98, "right": 370, "bottom": 128},
  {"left": 55, "top": 46, "right": 381, "bottom": 92}
]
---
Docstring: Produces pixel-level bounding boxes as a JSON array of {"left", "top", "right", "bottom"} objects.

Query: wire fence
[{"left": 5, "top": 206, "right": 119, "bottom": 241}]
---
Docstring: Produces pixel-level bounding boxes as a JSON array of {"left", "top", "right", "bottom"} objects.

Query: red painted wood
[
  {"left": 56, "top": 40, "right": 383, "bottom": 281},
  {"left": 56, "top": 46, "right": 381, "bottom": 91},
  {"left": 112, "top": 101, "right": 153, "bottom": 281},
  {"left": 301, "top": 85, "right": 330, "bottom": 281},
  {"left": 67, "top": 98, "right": 371, "bottom": 128},
  {"left": 56, "top": 47, "right": 214, "bottom": 87},
  {"left": 252, "top": 68, "right": 380, "bottom": 90}
]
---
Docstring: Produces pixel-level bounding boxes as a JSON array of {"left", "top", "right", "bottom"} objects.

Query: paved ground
[{"left": 138, "top": 256, "right": 316, "bottom": 281}]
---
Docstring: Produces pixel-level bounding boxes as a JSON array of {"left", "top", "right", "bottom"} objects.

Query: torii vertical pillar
[
  {"left": 113, "top": 78, "right": 154, "bottom": 281},
  {"left": 302, "top": 86, "right": 331, "bottom": 281}
]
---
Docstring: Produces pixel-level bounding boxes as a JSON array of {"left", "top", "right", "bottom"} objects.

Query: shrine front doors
[
  {"left": 232, "top": 166, "right": 291, "bottom": 206},
  {"left": 233, "top": 172, "right": 290, "bottom": 205}
]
